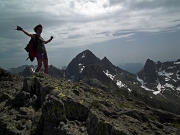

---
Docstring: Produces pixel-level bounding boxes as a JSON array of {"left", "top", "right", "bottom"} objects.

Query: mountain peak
[
  {"left": 65, "top": 50, "right": 101, "bottom": 80},
  {"left": 138, "top": 59, "right": 157, "bottom": 83},
  {"left": 101, "top": 56, "right": 112, "bottom": 64}
]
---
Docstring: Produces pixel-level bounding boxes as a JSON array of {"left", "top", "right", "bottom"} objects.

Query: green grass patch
[
  {"left": 119, "top": 103, "right": 135, "bottom": 109},
  {"left": 171, "top": 121, "right": 180, "bottom": 128},
  {"left": 148, "top": 115, "right": 158, "bottom": 121},
  {"left": 89, "top": 100, "right": 99, "bottom": 109}
]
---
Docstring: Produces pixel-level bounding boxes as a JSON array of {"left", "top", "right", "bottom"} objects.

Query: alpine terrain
[{"left": 1, "top": 49, "right": 180, "bottom": 135}]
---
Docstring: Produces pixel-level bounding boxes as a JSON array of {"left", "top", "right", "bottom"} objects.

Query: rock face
[
  {"left": 1, "top": 67, "right": 180, "bottom": 135},
  {"left": 138, "top": 59, "right": 157, "bottom": 84}
]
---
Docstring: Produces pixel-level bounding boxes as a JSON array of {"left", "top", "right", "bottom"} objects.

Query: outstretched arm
[
  {"left": 44, "top": 36, "right": 53, "bottom": 44},
  {"left": 22, "top": 30, "right": 34, "bottom": 38},
  {"left": 15, "top": 26, "right": 34, "bottom": 38}
]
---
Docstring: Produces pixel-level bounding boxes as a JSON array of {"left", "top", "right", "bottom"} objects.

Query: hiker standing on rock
[{"left": 15, "top": 24, "right": 53, "bottom": 74}]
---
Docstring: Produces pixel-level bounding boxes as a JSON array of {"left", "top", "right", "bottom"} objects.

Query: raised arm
[
  {"left": 22, "top": 30, "right": 34, "bottom": 38},
  {"left": 44, "top": 36, "right": 53, "bottom": 44},
  {"left": 15, "top": 26, "right": 34, "bottom": 38}
]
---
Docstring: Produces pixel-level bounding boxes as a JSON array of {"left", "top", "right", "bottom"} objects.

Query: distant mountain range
[
  {"left": 6, "top": 49, "right": 180, "bottom": 114},
  {"left": 118, "top": 63, "right": 144, "bottom": 74}
]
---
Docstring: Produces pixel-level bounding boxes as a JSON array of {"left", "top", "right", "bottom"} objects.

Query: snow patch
[
  {"left": 153, "top": 83, "right": 162, "bottom": 95},
  {"left": 137, "top": 76, "right": 154, "bottom": 92},
  {"left": 116, "top": 80, "right": 126, "bottom": 87},
  {"left": 82, "top": 53, "right": 85, "bottom": 58},
  {"left": 177, "top": 70, "right": 180, "bottom": 79},
  {"left": 174, "top": 62, "right": 180, "bottom": 64},
  {"left": 79, "top": 63, "right": 85, "bottom": 73},
  {"left": 168, "top": 66, "right": 175, "bottom": 69},
  {"left": 164, "top": 83, "right": 174, "bottom": 90},
  {"left": 165, "top": 78, "right": 170, "bottom": 82},
  {"left": 158, "top": 70, "right": 173, "bottom": 78},
  {"left": 103, "top": 70, "right": 115, "bottom": 80},
  {"left": 104, "top": 70, "right": 131, "bottom": 92},
  {"left": 137, "top": 76, "right": 144, "bottom": 86},
  {"left": 80, "top": 66, "right": 85, "bottom": 73},
  {"left": 128, "top": 88, "right": 132, "bottom": 92},
  {"left": 177, "top": 87, "right": 180, "bottom": 91},
  {"left": 116, "top": 80, "right": 131, "bottom": 92},
  {"left": 31, "top": 68, "right": 35, "bottom": 73}
]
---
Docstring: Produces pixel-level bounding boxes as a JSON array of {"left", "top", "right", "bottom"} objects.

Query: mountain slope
[
  {"left": 79, "top": 63, "right": 119, "bottom": 92},
  {"left": 1, "top": 68, "right": 180, "bottom": 135}
]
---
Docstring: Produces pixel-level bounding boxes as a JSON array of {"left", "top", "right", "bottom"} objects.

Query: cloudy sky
[{"left": 0, "top": 0, "right": 180, "bottom": 70}]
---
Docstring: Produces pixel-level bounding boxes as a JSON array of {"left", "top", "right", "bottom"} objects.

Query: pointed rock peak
[
  {"left": 102, "top": 56, "right": 108, "bottom": 61},
  {"left": 49, "top": 65, "right": 59, "bottom": 69},
  {"left": 83, "top": 49, "right": 92, "bottom": 54},
  {"left": 49, "top": 65, "right": 53, "bottom": 68},
  {"left": 157, "top": 61, "right": 161, "bottom": 64},
  {"left": 101, "top": 56, "right": 112, "bottom": 65},
  {"left": 76, "top": 50, "right": 97, "bottom": 59},
  {"left": 144, "top": 59, "right": 155, "bottom": 68},
  {"left": 146, "top": 59, "right": 154, "bottom": 64}
]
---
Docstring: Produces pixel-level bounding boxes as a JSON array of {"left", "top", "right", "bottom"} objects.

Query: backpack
[{"left": 24, "top": 34, "right": 39, "bottom": 62}]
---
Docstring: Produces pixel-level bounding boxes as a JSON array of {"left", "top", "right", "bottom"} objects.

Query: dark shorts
[{"left": 36, "top": 52, "right": 48, "bottom": 60}]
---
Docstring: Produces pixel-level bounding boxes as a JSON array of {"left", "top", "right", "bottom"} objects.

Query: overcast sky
[{"left": 0, "top": 0, "right": 180, "bottom": 69}]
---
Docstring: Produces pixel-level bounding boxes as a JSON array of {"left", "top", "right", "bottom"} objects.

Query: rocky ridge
[{"left": 1, "top": 68, "right": 180, "bottom": 135}]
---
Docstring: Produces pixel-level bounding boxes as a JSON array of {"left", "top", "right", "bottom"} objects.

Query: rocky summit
[{"left": 1, "top": 67, "right": 180, "bottom": 135}]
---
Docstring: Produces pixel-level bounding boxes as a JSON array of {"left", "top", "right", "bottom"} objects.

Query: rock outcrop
[{"left": 1, "top": 67, "right": 180, "bottom": 135}]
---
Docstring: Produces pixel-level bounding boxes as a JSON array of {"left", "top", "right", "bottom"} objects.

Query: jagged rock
[{"left": 138, "top": 59, "right": 157, "bottom": 84}]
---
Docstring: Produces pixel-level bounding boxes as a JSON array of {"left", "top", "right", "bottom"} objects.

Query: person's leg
[
  {"left": 43, "top": 59, "right": 48, "bottom": 74},
  {"left": 35, "top": 60, "right": 42, "bottom": 72}
]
